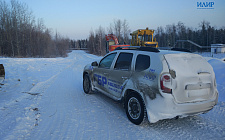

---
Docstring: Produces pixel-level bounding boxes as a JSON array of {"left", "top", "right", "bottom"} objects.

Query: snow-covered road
[{"left": 0, "top": 50, "right": 225, "bottom": 139}]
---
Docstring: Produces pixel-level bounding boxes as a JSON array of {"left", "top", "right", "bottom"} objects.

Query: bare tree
[
  {"left": 96, "top": 25, "right": 105, "bottom": 55},
  {"left": 107, "top": 23, "right": 113, "bottom": 34},
  {"left": 87, "top": 29, "right": 95, "bottom": 54},
  {"left": 87, "top": 19, "right": 131, "bottom": 55},
  {"left": 122, "top": 19, "right": 130, "bottom": 44},
  {"left": 113, "top": 19, "right": 122, "bottom": 43},
  {"left": 0, "top": 0, "right": 70, "bottom": 57}
]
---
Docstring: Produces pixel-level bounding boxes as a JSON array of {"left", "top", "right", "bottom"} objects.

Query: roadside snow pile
[
  {"left": 199, "top": 52, "right": 225, "bottom": 102},
  {"left": 198, "top": 52, "right": 225, "bottom": 59},
  {"left": 208, "top": 58, "right": 225, "bottom": 102}
]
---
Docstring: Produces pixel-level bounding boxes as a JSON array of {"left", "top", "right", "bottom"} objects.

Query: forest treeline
[
  {"left": 155, "top": 21, "right": 225, "bottom": 50},
  {"left": 86, "top": 20, "right": 225, "bottom": 55},
  {"left": 0, "top": 0, "right": 70, "bottom": 57},
  {"left": 1, "top": 0, "right": 225, "bottom": 57}
]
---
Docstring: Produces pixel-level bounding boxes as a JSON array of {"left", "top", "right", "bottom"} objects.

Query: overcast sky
[{"left": 17, "top": 0, "right": 225, "bottom": 40}]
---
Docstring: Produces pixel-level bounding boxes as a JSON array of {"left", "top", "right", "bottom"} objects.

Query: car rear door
[{"left": 108, "top": 52, "right": 134, "bottom": 98}]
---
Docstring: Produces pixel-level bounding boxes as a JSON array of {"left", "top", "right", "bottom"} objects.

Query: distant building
[{"left": 211, "top": 44, "right": 225, "bottom": 56}]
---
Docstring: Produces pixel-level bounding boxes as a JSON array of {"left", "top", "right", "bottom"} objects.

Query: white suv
[{"left": 83, "top": 47, "right": 218, "bottom": 125}]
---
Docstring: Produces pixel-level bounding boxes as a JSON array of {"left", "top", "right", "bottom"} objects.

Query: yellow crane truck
[{"left": 130, "top": 27, "right": 158, "bottom": 48}]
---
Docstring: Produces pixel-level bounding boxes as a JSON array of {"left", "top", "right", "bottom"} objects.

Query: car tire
[
  {"left": 125, "top": 93, "right": 145, "bottom": 125},
  {"left": 83, "top": 74, "right": 92, "bottom": 94}
]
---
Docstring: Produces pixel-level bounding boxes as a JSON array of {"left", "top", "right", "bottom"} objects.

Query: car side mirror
[{"left": 91, "top": 61, "right": 98, "bottom": 66}]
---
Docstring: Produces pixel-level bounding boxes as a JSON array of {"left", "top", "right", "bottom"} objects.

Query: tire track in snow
[{"left": 24, "top": 53, "right": 99, "bottom": 139}]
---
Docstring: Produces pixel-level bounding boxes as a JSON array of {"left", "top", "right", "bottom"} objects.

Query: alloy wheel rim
[{"left": 128, "top": 97, "right": 141, "bottom": 119}]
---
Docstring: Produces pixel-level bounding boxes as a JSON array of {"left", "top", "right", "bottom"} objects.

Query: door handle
[
  {"left": 122, "top": 77, "right": 128, "bottom": 80},
  {"left": 103, "top": 73, "right": 109, "bottom": 76}
]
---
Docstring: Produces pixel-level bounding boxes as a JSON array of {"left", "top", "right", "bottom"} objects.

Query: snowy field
[{"left": 0, "top": 50, "right": 225, "bottom": 139}]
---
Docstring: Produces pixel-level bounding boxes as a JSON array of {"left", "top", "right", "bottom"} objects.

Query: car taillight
[{"left": 160, "top": 74, "right": 172, "bottom": 93}]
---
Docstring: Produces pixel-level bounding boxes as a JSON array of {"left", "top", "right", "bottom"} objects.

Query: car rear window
[{"left": 135, "top": 54, "right": 150, "bottom": 71}]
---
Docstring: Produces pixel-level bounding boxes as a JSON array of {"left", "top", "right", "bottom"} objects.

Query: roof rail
[
  {"left": 114, "top": 46, "right": 160, "bottom": 52},
  {"left": 171, "top": 48, "right": 191, "bottom": 52},
  {"left": 138, "top": 47, "right": 160, "bottom": 52}
]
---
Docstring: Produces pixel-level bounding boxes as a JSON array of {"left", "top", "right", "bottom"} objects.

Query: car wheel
[
  {"left": 83, "top": 74, "right": 92, "bottom": 94},
  {"left": 125, "top": 93, "right": 145, "bottom": 125}
]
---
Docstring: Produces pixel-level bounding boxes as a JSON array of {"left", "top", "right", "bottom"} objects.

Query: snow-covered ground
[{"left": 0, "top": 50, "right": 225, "bottom": 139}]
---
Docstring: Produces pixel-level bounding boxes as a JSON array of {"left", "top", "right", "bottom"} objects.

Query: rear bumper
[{"left": 144, "top": 91, "right": 218, "bottom": 123}]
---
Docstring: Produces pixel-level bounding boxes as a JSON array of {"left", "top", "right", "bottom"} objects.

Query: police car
[{"left": 83, "top": 47, "right": 218, "bottom": 125}]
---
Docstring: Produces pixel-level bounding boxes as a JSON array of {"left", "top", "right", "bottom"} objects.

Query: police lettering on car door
[{"left": 94, "top": 74, "right": 122, "bottom": 94}]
